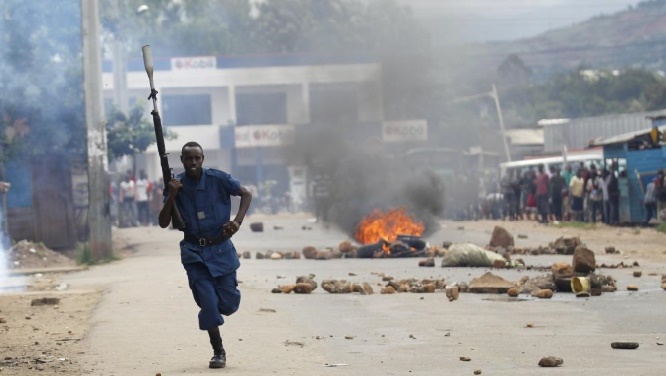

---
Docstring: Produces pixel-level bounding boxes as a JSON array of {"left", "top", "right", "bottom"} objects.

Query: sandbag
[{"left": 441, "top": 243, "right": 506, "bottom": 267}]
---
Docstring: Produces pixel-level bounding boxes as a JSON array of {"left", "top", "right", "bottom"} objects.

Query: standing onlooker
[
  {"left": 149, "top": 177, "right": 164, "bottom": 226},
  {"left": 561, "top": 164, "right": 574, "bottom": 220},
  {"left": 534, "top": 164, "right": 550, "bottom": 224},
  {"left": 512, "top": 170, "right": 522, "bottom": 219},
  {"left": 580, "top": 162, "right": 592, "bottom": 221},
  {"left": 657, "top": 169, "right": 666, "bottom": 220},
  {"left": 500, "top": 170, "right": 517, "bottom": 221},
  {"left": 549, "top": 167, "right": 566, "bottom": 222},
  {"left": 569, "top": 169, "right": 585, "bottom": 222},
  {"left": 587, "top": 170, "right": 603, "bottom": 223},
  {"left": 521, "top": 168, "right": 537, "bottom": 220},
  {"left": 119, "top": 172, "right": 136, "bottom": 228},
  {"left": 109, "top": 180, "right": 119, "bottom": 226},
  {"left": 135, "top": 170, "right": 151, "bottom": 226},
  {"left": 599, "top": 169, "right": 610, "bottom": 224},
  {"left": 310, "top": 173, "right": 332, "bottom": 223},
  {"left": 606, "top": 168, "right": 620, "bottom": 225},
  {"left": 643, "top": 177, "right": 658, "bottom": 226}
]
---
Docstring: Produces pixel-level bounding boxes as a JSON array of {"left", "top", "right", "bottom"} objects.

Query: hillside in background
[{"left": 464, "top": 0, "right": 666, "bottom": 78}]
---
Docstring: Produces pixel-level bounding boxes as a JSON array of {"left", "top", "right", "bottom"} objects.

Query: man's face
[{"left": 181, "top": 146, "right": 204, "bottom": 178}]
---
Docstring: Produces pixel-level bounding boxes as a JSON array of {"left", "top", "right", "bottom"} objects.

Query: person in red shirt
[{"left": 534, "top": 164, "right": 550, "bottom": 224}]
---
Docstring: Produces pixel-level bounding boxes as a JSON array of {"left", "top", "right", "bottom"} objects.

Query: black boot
[{"left": 208, "top": 327, "right": 226, "bottom": 369}]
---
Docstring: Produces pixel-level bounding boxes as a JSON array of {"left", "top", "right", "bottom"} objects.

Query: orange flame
[{"left": 354, "top": 208, "right": 424, "bottom": 245}]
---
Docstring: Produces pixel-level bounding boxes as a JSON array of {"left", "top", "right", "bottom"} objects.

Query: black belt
[{"left": 184, "top": 233, "right": 228, "bottom": 247}]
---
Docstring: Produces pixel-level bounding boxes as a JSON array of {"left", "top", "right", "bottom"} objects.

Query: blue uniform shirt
[{"left": 172, "top": 168, "right": 242, "bottom": 277}]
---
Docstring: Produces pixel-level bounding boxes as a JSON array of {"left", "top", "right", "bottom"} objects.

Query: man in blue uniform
[{"left": 159, "top": 141, "right": 252, "bottom": 369}]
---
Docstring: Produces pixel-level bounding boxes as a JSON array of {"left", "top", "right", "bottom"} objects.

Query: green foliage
[
  {"left": 75, "top": 241, "right": 120, "bottom": 265},
  {"left": 656, "top": 222, "right": 666, "bottom": 234},
  {"left": 105, "top": 103, "right": 177, "bottom": 161},
  {"left": 489, "top": 65, "right": 666, "bottom": 124},
  {"left": 75, "top": 242, "right": 94, "bottom": 265}
]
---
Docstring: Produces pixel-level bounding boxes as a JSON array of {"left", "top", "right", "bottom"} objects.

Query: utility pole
[
  {"left": 81, "top": 0, "right": 112, "bottom": 260},
  {"left": 491, "top": 84, "right": 512, "bottom": 163},
  {"left": 445, "top": 86, "right": 513, "bottom": 162}
]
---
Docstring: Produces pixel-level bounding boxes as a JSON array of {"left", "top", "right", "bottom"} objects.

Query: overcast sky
[{"left": 400, "top": 0, "right": 644, "bottom": 42}]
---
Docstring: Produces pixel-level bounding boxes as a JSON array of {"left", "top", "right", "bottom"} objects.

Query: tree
[{"left": 105, "top": 104, "right": 177, "bottom": 161}]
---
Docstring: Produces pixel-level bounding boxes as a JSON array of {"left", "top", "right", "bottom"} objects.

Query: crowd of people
[
  {"left": 496, "top": 162, "right": 666, "bottom": 225},
  {"left": 497, "top": 162, "right": 619, "bottom": 224},
  {"left": 109, "top": 170, "right": 165, "bottom": 228}
]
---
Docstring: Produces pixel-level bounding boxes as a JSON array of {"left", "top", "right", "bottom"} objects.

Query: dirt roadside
[{"left": 0, "top": 235, "right": 134, "bottom": 376}]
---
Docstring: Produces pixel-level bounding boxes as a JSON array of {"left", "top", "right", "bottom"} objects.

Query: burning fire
[{"left": 354, "top": 208, "right": 424, "bottom": 244}]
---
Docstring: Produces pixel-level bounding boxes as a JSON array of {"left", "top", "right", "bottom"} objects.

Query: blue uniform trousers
[{"left": 185, "top": 262, "right": 241, "bottom": 330}]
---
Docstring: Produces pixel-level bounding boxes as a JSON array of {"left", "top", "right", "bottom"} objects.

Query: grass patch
[
  {"left": 75, "top": 242, "right": 119, "bottom": 265},
  {"left": 656, "top": 222, "right": 666, "bottom": 234},
  {"left": 552, "top": 221, "right": 598, "bottom": 230}
]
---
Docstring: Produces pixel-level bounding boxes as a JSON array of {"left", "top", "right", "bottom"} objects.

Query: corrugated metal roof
[
  {"left": 542, "top": 110, "right": 666, "bottom": 153},
  {"left": 588, "top": 125, "right": 666, "bottom": 146}
]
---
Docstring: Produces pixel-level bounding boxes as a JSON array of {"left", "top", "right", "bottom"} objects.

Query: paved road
[{"left": 63, "top": 215, "right": 666, "bottom": 375}]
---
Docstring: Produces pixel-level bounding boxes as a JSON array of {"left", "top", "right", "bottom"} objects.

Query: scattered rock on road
[
  {"left": 572, "top": 246, "right": 596, "bottom": 274},
  {"left": 469, "top": 272, "right": 515, "bottom": 294},
  {"left": 418, "top": 257, "right": 435, "bottom": 267},
  {"left": 446, "top": 286, "right": 459, "bottom": 301},
  {"left": 302, "top": 246, "right": 317, "bottom": 259},
  {"left": 249, "top": 222, "right": 264, "bottom": 232},
  {"left": 611, "top": 342, "right": 639, "bottom": 349},
  {"left": 531, "top": 289, "right": 554, "bottom": 299},
  {"left": 489, "top": 226, "right": 514, "bottom": 248},
  {"left": 605, "top": 246, "right": 620, "bottom": 254},
  {"left": 538, "top": 356, "right": 563, "bottom": 367},
  {"left": 550, "top": 236, "right": 582, "bottom": 255},
  {"left": 31, "top": 297, "right": 60, "bottom": 306}
]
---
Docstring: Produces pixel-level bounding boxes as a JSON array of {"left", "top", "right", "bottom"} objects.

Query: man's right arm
[{"left": 159, "top": 179, "right": 181, "bottom": 228}]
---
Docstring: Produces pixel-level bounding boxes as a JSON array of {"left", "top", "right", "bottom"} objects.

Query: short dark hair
[{"left": 182, "top": 141, "right": 203, "bottom": 155}]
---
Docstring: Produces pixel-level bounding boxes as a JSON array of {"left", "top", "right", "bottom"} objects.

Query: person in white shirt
[
  {"left": 134, "top": 170, "right": 151, "bottom": 226},
  {"left": 119, "top": 172, "right": 136, "bottom": 227},
  {"left": 569, "top": 170, "right": 585, "bottom": 222}
]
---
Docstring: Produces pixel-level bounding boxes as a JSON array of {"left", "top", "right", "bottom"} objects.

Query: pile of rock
[
  {"left": 271, "top": 275, "right": 318, "bottom": 294},
  {"left": 513, "top": 245, "right": 617, "bottom": 298},
  {"left": 244, "top": 250, "right": 301, "bottom": 260},
  {"left": 378, "top": 275, "right": 447, "bottom": 294},
  {"left": 7, "top": 240, "right": 76, "bottom": 269},
  {"left": 271, "top": 272, "right": 448, "bottom": 295}
]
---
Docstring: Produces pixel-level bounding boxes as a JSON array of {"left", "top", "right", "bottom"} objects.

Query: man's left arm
[{"left": 222, "top": 185, "right": 253, "bottom": 237}]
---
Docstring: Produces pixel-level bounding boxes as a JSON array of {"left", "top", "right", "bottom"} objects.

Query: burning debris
[
  {"left": 354, "top": 208, "right": 424, "bottom": 244},
  {"left": 352, "top": 208, "right": 430, "bottom": 258}
]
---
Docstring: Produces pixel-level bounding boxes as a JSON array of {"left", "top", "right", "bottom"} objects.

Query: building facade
[{"left": 102, "top": 53, "right": 386, "bottom": 209}]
